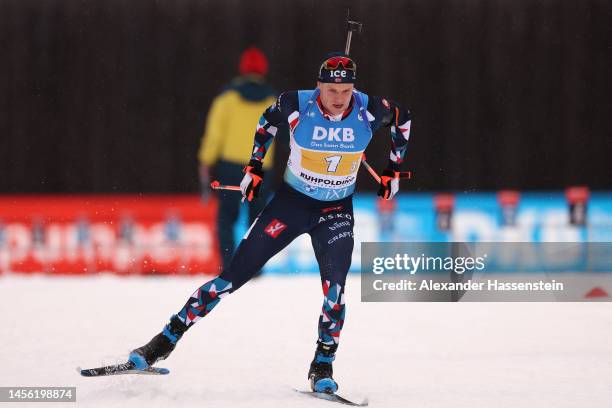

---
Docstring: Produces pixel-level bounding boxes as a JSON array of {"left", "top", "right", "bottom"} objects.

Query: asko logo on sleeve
[{"left": 264, "top": 219, "right": 287, "bottom": 238}]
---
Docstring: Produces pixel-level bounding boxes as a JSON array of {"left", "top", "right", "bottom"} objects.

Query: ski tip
[
  {"left": 157, "top": 367, "right": 170, "bottom": 375},
  {"left": 76, "top": 366, "right": 97, "bottom": 377},
  {"left": 79, "top": 367, "right": 94, "bottom": 377}
]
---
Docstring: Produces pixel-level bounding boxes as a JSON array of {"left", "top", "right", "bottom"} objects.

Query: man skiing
[{"left": 127, "top": 52, "right": 412, "bottom": 394}]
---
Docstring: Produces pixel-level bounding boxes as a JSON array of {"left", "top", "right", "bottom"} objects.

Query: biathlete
[{"left": 128, "top": 52, "right": 413, "bottom": 394}]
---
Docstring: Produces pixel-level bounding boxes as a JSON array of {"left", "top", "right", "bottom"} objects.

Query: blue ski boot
[
  {"left": 308, "top": 342, "right": 339, "bottom": 394},
  {"left": 128, "top": 315, "right": 187, "bottom": 369}
]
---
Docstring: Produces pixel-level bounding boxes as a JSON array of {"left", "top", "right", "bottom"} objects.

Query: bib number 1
[{"left": 325, "top": 155, "right": 341, "bottom": 172}]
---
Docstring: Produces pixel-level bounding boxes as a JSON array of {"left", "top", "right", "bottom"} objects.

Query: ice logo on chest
[{"left": 312, "top": 126, "right": 355, "bottom": 142}]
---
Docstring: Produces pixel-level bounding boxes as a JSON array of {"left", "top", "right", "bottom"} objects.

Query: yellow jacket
[{"left": 198, "top": 76, "right": 276, "bottom": 169}]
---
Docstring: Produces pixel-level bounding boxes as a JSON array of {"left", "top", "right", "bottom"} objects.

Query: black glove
[
  {"left": 377, "top": 169, "right": 400, "bottom": 200},
  {"left": 240, "top": 160, "right": 264, "bottom": 202}
]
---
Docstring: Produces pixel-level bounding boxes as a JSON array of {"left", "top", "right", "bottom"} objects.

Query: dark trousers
[
  {"left": 177, "top": 183, "right": 355, "bottom": 346},
  {"left": 214, "top": 160, "right": 272, "bottom": 271}
]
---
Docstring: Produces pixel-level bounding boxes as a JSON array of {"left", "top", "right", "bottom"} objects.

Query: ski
[
  {"left": 294, "top": 389, "right": 368, "bottom": 407},
  {"left": 78, "top": 361, "right": 170, "bottom": 377}
]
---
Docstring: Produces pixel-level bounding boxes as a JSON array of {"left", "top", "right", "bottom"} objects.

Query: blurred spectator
[
  {"left": 75, "top": 215, "right": 91, "bottom": 247},
  {"left": 31, "top": 216, "right": 46, "bottom": 247},
  {"left": 376, "top": 197, "right": 397, "bottom": 239},
  {"left": 198, "top": 47, "right": 277, "bottom": 271},
  {"left": 0, "top": 219, "right": 5, "bottom": 248},
  {"left": 118, "top": 214, "right": 135, "bottom": 244},
  {"left": 164, "top": 211, "right": 182, "bottom": 243}
]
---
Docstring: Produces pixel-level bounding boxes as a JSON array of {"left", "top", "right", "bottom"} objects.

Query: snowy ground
[{"left": 1, "top": 274, "right": 611, "bottom": 408}]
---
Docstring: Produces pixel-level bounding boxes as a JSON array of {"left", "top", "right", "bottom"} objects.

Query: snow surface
[{"left": 1, "top": 274, "right": 611, "bottom": 408}]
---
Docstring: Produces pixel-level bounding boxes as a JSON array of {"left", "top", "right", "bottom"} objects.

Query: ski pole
[
  {"left": 360, "top": 154, "right": 412, "bottom": 183},
  {"left": 210, "top": 180, "right": 249, "bottom": 203},
  {"left": 344, "top": 15, "right": 363, "bottom": 55},
  {"left": 360, "top": 155, "right": 381, "bottom": 183},
  {"left": 210, "top": 180, "right": 241, "bottom": 191}
]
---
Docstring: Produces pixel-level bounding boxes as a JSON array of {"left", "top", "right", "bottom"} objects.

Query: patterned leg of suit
[
  {"left": 308, "top": 200, "right": 354, "bottom": 346},
  {"left": 176, "top": 184, "right": 309, "bottom": 328},
  {"left": 176, "top": 277, "right": 233, "bottom": 327},
  {"left": 318, "top": 280, "right": 346, "bottom": 345}
]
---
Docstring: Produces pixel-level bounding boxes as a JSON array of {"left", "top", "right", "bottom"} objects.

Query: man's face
[{"left": 317, "top": 82, "right": 354, "bottom": 116}]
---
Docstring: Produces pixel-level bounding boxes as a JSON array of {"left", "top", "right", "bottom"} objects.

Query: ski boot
[
  {"left": 128, "top": 315, "right": 187, "bottom": 369},
  {"left": 308, "top": 342, "right": 339, "bottom": 394}
]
